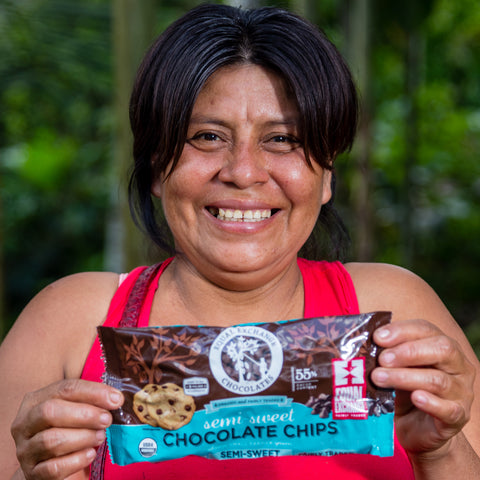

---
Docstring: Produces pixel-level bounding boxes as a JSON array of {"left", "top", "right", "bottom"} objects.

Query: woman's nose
[{"left": 217, "top": 142, "right": 269, "bottom": 188}]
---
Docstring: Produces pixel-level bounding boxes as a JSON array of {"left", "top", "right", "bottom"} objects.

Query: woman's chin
[{"left": 187, "top": 250, "right": 297, "bottom": 291}]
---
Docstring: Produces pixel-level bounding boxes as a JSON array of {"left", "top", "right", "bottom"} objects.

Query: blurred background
[{"left": 0, "top": 0, "right": 479, "bottom": 356}]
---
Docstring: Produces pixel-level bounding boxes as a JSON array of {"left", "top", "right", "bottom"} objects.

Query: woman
[{"left": 1, "top": 4, "right": 478, "bottom": 479}]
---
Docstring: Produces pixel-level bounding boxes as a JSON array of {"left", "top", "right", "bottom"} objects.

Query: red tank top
[{"left": 81, "top": 258, "right": 414, "bottom": 479}]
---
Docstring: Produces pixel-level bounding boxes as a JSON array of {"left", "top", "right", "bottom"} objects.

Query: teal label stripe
[{"left": 107, "top": 399, "right": 393, "bottom": 465}]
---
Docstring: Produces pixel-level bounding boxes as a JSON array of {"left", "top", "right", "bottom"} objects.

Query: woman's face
[{"left": 152, "top": 64, "right": 332, "bottom": 289}]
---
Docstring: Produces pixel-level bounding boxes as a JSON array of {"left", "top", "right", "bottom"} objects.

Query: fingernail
[
  {"left": 110, "top": 392, "right": 121, "bottom": 404},
  {"left": 86, "top": 448, "right": 97, "bottom": 460},
  {"left": 96, "top": 429, "right": 106, "bottom": 443},
  {"left": 415, "top": 392, "right": 427, "bottom": 406},
  {"left": 382, "top": 352, "right": 395, "bottom": 365},
  {"left": 376, "top": 328, "right": 390, "bottom": 339},
  {"left": 100, "top": 413, "right": 111, "bottom": 426},
  {"left": 374, "top": 370, "right": 389, "bottom": 383}
]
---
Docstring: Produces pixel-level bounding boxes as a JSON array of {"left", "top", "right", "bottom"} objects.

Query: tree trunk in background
[
  {"left": 227, "top": 0, "right": 259, "bottom": 7},
  {"left": 105, "top": 0, "right": 156, "bottom": 272},
  {"left": 401, "top": 29, "right": 423, "bottom": 268},
  {"left": 342, "top": 0, "right": 374, "bottom": 261}
]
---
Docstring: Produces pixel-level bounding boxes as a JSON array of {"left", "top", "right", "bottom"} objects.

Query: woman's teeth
[{"left": 208, "top": 207, "right": 272, "bottom": 222}]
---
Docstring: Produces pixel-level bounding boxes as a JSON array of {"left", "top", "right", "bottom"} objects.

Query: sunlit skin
[{"left": 151, "top": 65, "right": 332, "bottom": 293}]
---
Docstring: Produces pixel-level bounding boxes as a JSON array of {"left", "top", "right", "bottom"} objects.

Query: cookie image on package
[
  {"left": 133, "top": 383, "right": 196, "bottom": 430},
  {"left": 133, "top": 384, "right": 160, "bottom": 427}
]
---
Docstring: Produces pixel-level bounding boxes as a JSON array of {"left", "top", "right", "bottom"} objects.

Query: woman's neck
[{"left": 150, "top": 256, "right": 305, "bottom": 327}]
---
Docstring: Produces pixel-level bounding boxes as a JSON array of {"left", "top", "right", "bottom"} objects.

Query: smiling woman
[
  {"left": 0, "top": 4, "right": 479, "bottom": 480},
  {"left": 150, "top": 65, "right": 332, "bottom": 290},
  {"left": 128, "top": 5, "right": 357, "bottom": 261}
]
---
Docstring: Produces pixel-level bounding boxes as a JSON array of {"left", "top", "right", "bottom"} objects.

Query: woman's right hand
[{"left": 11, "top": 379, "right": 123, "bottom": 480}]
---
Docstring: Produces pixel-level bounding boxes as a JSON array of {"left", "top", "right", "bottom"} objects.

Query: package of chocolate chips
[{"left": 98, "top": 311, "right": 394, "bottom": 465}]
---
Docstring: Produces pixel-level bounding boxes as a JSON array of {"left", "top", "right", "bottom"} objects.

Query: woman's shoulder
[
  {"left": 342, "top": 262, "right": 475, "bottom": 353},
  {"left": 20, "top": 271, "right": 120, "bottom": 324},
  {"left": 343, "top": 261, "right": 446, "bottom": 322},
  {"left": 1, "top": 271, "right": 120, "bottom": 378},
  {"left": 344, "top": 261, "right": 423, "bottom": 286}
]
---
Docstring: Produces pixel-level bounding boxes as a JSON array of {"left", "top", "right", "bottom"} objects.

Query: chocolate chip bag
[{"left": 98, "top": 311, "right": 394, "bottom": 465}]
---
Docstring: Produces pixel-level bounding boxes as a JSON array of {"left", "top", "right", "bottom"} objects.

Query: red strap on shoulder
[{"left": 118, "top": 263, "right": 163, "bottom": 328}]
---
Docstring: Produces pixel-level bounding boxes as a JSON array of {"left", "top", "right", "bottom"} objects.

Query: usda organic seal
[{"left": 139, "top": 438, "right": 157, "bottom": 458}]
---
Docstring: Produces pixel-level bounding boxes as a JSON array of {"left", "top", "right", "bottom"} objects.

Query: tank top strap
[
  {"left": 100, "top": 258, "right": 174, "bottom": 330},
  {"left": 118, "top": 262, "right": 164, "bottom": 327},
  {"left": 298, "top": 258, "right": 359, "bottom": 317}
]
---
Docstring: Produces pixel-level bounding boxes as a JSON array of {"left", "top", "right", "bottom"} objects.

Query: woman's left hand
[{"left": 371, "top": 318, "right": 476, "bottom": 456}]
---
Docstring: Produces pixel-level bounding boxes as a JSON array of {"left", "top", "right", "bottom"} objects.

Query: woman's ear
[
  {"left": 150, "top": 154, "right": 163, "bottom": 198},
  {"left": 151, "top": 178, "right": 163, "bottom": 198},
  {"left": 321, "top": 168, "right": 333, "bottom": 205}
]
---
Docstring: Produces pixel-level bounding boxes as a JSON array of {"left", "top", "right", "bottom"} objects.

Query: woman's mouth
[{"left": 207, "top": 207, "right": 277, "bottom": 222}]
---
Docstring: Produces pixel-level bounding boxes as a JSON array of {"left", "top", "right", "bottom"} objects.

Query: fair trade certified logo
[
  {"left": 332, "top": 357, "right": 368, "bottom": 420},
  {"left": 209, "top": 326, "right": 283, "bottom": 395}
]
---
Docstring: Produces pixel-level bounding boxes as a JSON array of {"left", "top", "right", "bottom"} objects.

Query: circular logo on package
[
  {"left": 209, "top": 326, "right": 283, "bottom": 395},
  {"left": 138, "top": 438, "right": 157, "bottom": 458}
]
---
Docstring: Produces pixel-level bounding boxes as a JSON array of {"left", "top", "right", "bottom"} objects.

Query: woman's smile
[{"left": 207, "top": 207, "right": 274, "bottom": 223}]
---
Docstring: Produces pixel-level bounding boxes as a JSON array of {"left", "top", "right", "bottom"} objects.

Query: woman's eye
[
  {"left": 272, "top": 135, "right": 293, "bottom": 143},
  {"left": 187, "top": 132, "right": 225, "bottom": 151},
  {"left": 193, "top": 133, "right": 219, "bottom": 142},
  {"left": 203, "top": 133, "right": 219, "bottom": 142},
  {"left": 266, "top": 135, "right": 301, "bottom": 152}
]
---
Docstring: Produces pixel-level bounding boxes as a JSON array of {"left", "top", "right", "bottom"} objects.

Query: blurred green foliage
[
  {"left": 0, "top": 0, "right": 113, "bottom": 321},
  {"left": 0, "top": 0, "right": 207, "bottom": 331},
  {"left": 366, "top": 0, "right": 480, "bottom": 356},
  {"left": 0, "top": 0, "right": 479, "bottom": 356}
]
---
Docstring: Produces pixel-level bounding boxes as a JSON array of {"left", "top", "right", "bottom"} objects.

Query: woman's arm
[
  {"left": 0, "top": 272, "right": 123, "bottom": 480},
  {"left": 347, "top": 262, "right": 480, "bottom": 479}
]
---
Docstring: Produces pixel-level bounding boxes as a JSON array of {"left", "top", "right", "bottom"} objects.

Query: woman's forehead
[{"left": 191, "top": 64, "right": 299, "bottom": 122}]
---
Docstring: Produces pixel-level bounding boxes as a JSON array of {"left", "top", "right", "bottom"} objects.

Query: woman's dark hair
[{"left": 129, "top": 3, "right": 358, "bottom": 261}]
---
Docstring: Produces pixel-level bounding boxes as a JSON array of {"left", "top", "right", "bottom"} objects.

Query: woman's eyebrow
[
  {"left": 188, "top": 115, "right": 230, "bottom": 127},
  {"left": 263, "top": 118, "right": 299, "bottom": 128}
]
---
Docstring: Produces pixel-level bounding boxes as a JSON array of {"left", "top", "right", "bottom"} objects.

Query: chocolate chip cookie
[{"left": 133, "top": 383, "right": 196, "bottom": 430}]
